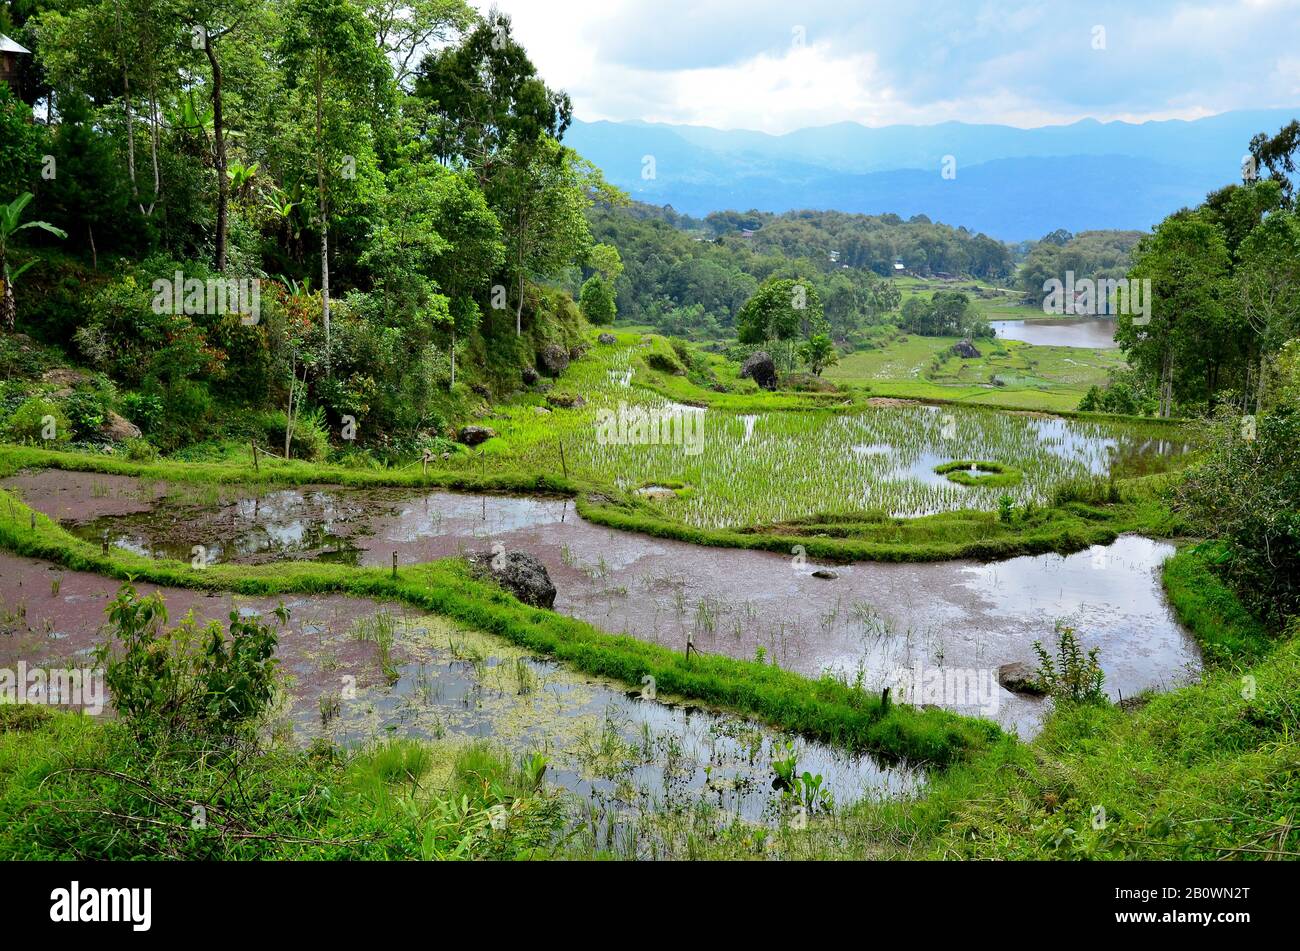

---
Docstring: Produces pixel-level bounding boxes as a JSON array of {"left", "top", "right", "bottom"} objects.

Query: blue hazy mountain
[{"left": 565, "top": 110, "right": 1298, "bottom": 240}]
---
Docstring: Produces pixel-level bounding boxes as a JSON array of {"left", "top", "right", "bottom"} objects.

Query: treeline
[
  {"left": 1105, "top": 125, "right": 1300, "bottom": 417},
  {"left": 1015, "top": 229, "right": 1144, "bottom": 301},
  {"left": 0, "top": 3, "right": 619, "bottom": 454},
  {"left": 584, "top": 202, "right": 1015, "bottom": 340}
]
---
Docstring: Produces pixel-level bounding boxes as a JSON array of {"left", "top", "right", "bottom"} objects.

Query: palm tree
[{"left": 1, "top": 193, "right": 67, "bottom": 332}]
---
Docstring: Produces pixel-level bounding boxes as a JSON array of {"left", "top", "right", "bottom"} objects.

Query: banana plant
[
  {"left": 227, "top": 161, "right": 259, "bottom": 201},
  {"left": 263, "top": 183, "right": 304, "bottom": 253},
  {"left": 1, "top": 193, "right": 68, "bottom": 332},
  {"left": 168, "top": 92, "right": 213, "bottom": 139}
]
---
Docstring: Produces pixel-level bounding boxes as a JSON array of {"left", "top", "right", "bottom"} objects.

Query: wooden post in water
[
  {"left": 30, "top": 512, "right": 36, "bottom": 532},
  {"left": 251, "top": 440, "right": 259, "bottom": 472},
  {"left": 391, "top": 551, "right": 398, "bottom": 579},
  {"left": 558, "top": 438, "right": 568, "bottom": 480},
  {"left": 422, "top": 448, "right": 430, "bottom": 477},
  {"left": 881, "top": 686, "right": 891, "bottom": 713}
]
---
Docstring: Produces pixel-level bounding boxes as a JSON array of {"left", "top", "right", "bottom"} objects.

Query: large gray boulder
[
  {"left": 100, "top": 410, "right": 143, "bottom": 442},
  {"left": 538, "top": 343, "right": 570, "bottom": 376},
  {"left": 997, "top": 662, "right": 1046, "bottom": 696},
  {"left": 952, "top": 338, "right": 982, "bottom": 359},
  {"left": 740, "top": 351, "right": 778, "bottom": 390},
  {"left": 457, "top": 425, "right": 497, "bottom": 447},
  {"left": 468, "top": 550, "right": 557, "bottom": 609}
]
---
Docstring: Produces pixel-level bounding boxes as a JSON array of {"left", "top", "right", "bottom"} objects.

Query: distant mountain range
[{"left": 564, "top": 110, "right": 1300, "bottom": 241}]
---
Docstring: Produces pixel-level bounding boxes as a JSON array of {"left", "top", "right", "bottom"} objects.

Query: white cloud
[{"left": 474, "top": 0, "right": 1300, "bottom": 132}]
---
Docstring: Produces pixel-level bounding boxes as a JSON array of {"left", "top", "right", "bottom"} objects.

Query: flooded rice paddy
[
  {"left": 0, "top": 547, "right": 917, "bottom": 834},
  {"left": 4, "top": 468, "right": 1202, "bottom": 737},
  {"left": 564, "top": 399, "right": 1187, "bottom": 526}
]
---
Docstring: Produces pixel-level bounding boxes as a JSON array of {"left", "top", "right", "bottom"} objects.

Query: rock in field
[
  {"left": 100, "top": 411, "right": 142, "bottom": 442},
  {"left": 538, "top": 343, "right": 570, "bottom": 376},
  {"left": 740, "top": 351, "right": 778, "bottom": 390},
  {"left": 997, "top": 662, "right": 1046, "bottom": 696},
  {"left": 545, "top": 392, "right": 586, "bottom": 409},
  {"left": 597, "top": 333, "right": 617, "bottom": 345},
  {"left": 467, "top": 550, "right": 557, "bottom": 609},
  {"left": 457, "top": 425, "right": 497, "bottom": 447}
]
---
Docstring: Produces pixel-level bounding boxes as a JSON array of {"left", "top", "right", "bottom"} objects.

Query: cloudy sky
[{"left": 471, "top": 0, "right": 1300, "bottom": 133}]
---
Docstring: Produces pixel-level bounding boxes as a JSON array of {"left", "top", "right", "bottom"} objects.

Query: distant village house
[{"left": 0, "top": 34, "right": 30, "bottom": 94}]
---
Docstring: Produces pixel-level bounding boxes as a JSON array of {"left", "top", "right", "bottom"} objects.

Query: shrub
[
  {"left": 120, "top": 391, "right": 164, "bottom": 434},
  {"left": 1174, "top": 405, "right": 1300, "bottom": 626},
  {"left": 1033, "top": 623, "right": 1106, "bottom": 705},
  {"left": 0, "top": 397, "right": 70, "bottom": 446},
  {"left": 256, "top": 407, "right": 330, "bottom": 460},
  {"left": 60, "top": 389, "right": 109, "bottom": 440},
  {"left": 97, "top": 584, "right": 280, "bottom": 748},
  {"left": 124, "top": 437, "right": 158, "bottom": 462},
  {"left": 155, "top": 379, "right": 215, "bottom": 450},
  {"left": 643, "top": 350, "right": 686, "bottom": 375}
]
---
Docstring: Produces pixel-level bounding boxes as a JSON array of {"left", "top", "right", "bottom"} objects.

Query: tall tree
[
  {"left": 183, "top": 0, "right": 258, "bottom": 272},
  {"left": 279, "top": 0, "right": 390, "bottom": 361},
  {"left": 366, "top": 0, "right": 471, "bottom": 89},
  {"left": 1120, "top": 214, "right": 1232, "bottom": 417},
  {"left": 737, "top": 278, "right": 827, "bottom": 369},
  {"left": 1238, "top": 210, "right": 1300, "bottom": 411}
]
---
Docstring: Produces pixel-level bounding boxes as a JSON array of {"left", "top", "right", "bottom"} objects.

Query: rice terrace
[{"left": 0, "top": 0, "right": 1296, "bottom": 933}]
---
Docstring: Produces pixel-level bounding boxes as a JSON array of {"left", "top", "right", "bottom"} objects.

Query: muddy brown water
[
  {"left": 0, "top": 548, "right": 916, "bottom": 827},
  {"left": 3, "top": 469, "right": 1202, "bottom": 737},
  {"left": 989, "top": 317, "right": 1119, "bottom": 349}
]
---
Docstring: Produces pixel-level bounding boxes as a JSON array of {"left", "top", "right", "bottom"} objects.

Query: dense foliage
[
  {"left": 1, "top": 2, "right": 616, "bottom": 456},
  {"left": 582, "top": 202, "right": 1016, "bottom": 341}
]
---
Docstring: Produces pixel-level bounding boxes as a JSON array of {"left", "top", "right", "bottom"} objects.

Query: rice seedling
[
  {"left": 351, "top": 611, "right": 400, "bottom": 685},
  {"left": 453, "top": 340, "right": 1191, "bottom": 531}
]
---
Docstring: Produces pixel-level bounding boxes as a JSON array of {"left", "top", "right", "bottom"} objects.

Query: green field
[
  {"left": 827, "top": 334, "right": 1127, "bottom": 412},
  {"left": 892, "top": 275, "right": 1045, "bottom": 320}
]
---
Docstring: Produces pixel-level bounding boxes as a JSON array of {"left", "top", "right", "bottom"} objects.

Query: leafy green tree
[
  {"left": 279, "top": 0, "right": 392, "bottom": 358},
  {"left": 415, "top": 10, "right": 593, "bottom": 336},
  {"left": 414, "top": 8, "right": 570, "bottom": 172},
  {"left": 587, "top": 243, "right": 623, "bottom": 282},
  {"left": 898, "top": 290, "right": 988, "bottom": 338},
  {"left": 1237, "top": 209, "right": 1300, "bottom": 410},
  {"left": 737, "top": 278, "right": 827, "bottom": 369},
  {"left": 1119, "top": 213, "right": 1233, "bottom": 417},
  {"left": 423, "top": 164, "right": 504, "bottom": 385},
  {"left": 1249, "top": 119, "right": 1300, "bottom": 205},
  {"left": 1175, "top": 401, "right": 1300, "bottom": 628},
  {"left": 579, "top": 274, "right": 615, "bottom": 325},
  {"left": 35, "top": 0, "right": 185, "bottom": 218},
  {"left": 0, "top": 85, "right": 42, "bottom": 198},
  {"left": 366, "top": 0, "right": 472, "bottom": 89},
  {"left": 798, "top": 333, "right": 838, "bottom": 376},
  {"left": 486, "top": 137, "right": 597, "bottom": 335}
]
